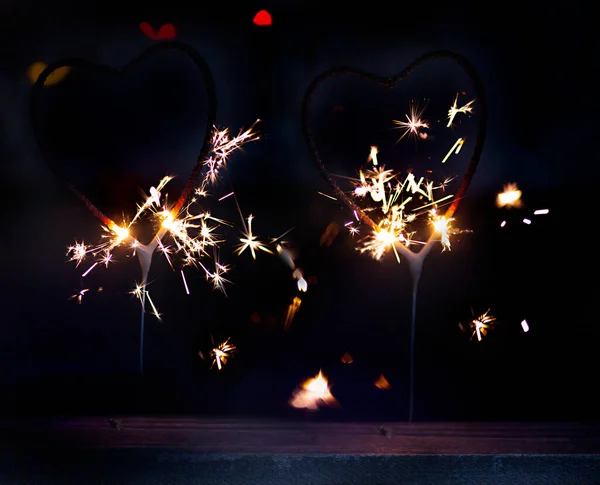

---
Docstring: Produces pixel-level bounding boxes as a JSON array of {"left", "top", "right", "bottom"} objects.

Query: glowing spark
[
  {"left": 521, "top": 319, "right": 529, "bottom": 332},
  {"left": 393, "top": 102, "right": 429, "bottom": 141},
  {"left": 236, "top": 214, "right": 273, "bottom": 260},
  {"left": 293, "top": 268, "right": 308, "bottom": 292},
  {"left": 209, "top": 337, "right": 236, "bottom": 370},
  {"left": 447, "top": 94, "right": 475, "bottom": 127},
  {"left": 283, "top": 296, "right": 302, "bottom": 330},
  {"left": 69, "top": 288, "right": 89, "bottom": 304},
  {"left": 289, "top": 370, "right": 337, "bottom": 410},
  {"left": 81, "top": 262, "right": 97, "bottom": 278},
  {"left": 500, "top": 220, "right": 506, "bottom": 227},
  {"left": 276, "top": 244, "right": 295, "bottom": 269},
  {"left": 534, "top": 209, "right": 549, "bottom": 215},
  {"left": 430, "top": 211, "right": 453, "bottom": 251},
  {"left": 66, "top": 242, "right": 89, "bottom": 267},
  {"left": 462, "top": 309, "right": 496, "bottom": 342},
  {"left": 317, "top": 191, "right": 337, "bottom": 201},
  {"left": 497, "top": 183, "right": 522, "bottom": 208},
  {"left": 180, "top": 269, "right": 190, "bottom": 295},
  {"left": 218, "top": 192, "right": 234, "bottom": 201},
  {"left": 368, "top": 146, "right": 379, "bottom": 166},
  {"left": 523, "top": 218, "right": 531, "bottom": 225},
  {"left": 441, "top": 137, "right": 464, "bottom": 164}
]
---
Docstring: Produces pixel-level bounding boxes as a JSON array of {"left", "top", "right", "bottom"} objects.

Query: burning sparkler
[
  {"left": 301, "top": 51, "right": 487, "bottom": 423},
  {"left": 65, "top": 122, "right": 260, "bottom": 372},
  {"left": 317, "top": 95, "right": 481, "bottom": 421},
  {"left": 351, "top": 146, "right": 460, "bottom": 263}
]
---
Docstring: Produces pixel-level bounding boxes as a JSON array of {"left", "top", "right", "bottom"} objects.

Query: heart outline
[
  {"left": 301, "top": 50, "right": 487, "bottom": 246},
  {"left": 29, "top": 41, "right": 218, "bottom": 228},
  {"left": 301, "top": 51, "right": 488, "bottom": 422}
]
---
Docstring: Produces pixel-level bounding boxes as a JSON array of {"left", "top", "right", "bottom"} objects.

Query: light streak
[
  {"left": 534, "top": 209, "right": 549, "bottom": 215},
  {"left": 521, "top": 319, "right": 529, "bottom": 332},
  {"left": 523, "top": 218, "right": 531, "bottom": 225},
  {"left": 180, "top": 269, "right": 190, "bottom": 295},
  {"left": 441, "top": 137, "right": 464, "bottom": 164},
  {"left": 318, "top": 191, "right": 337, "bottom": 201}
]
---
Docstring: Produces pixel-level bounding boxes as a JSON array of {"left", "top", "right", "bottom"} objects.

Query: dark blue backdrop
[{"left": 0, "top": 2, "right": 595, "bottom": 421}]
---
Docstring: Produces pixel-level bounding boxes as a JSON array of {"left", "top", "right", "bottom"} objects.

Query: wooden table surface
[{"left": 2, "top": 417, "right": 599, "bottom": 454}]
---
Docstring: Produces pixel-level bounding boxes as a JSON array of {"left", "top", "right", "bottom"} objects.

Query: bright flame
[
  {"left": 289, "top": 370, "right": 337, "bottom": 410},
  {"left": 497, "top": 183, "right": 522, "bottom": 208}
]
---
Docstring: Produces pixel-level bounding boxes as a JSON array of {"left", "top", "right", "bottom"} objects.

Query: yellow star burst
[{"left": 235, "top": 214, "right": 273, "bottom": 260}]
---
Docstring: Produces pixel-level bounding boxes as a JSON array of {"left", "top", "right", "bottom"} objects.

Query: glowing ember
[
  {"left": 341, "top": 352, "right": 353, "bottom": 364},
  {"left": 521, "top": 319, "right": 530, "bottom": 332},
  {"left": 375, "top": 374, "right": 391, "bottom": 390}
]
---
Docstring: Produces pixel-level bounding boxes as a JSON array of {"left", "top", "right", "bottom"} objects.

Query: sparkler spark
[
  {"left": 447, "top": 94, "right": 475, "bottom": 127},
  {"left": 393, "top": 102, "right": 429, "bottom": 141},
  {"left": 69, "top": 288, "right": 88, "bottom": 304},
  {"left": 200, "top": 336, "right": 236, "bottom": 370},
  {"left": 460, "top": 308, "right": 497, "bottom": 342},
  {"left": 235, "top": 214, "right": 273, "bottom": 260}
]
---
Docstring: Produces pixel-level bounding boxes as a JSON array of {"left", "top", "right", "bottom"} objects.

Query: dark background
[{"left": 0, "top": 2, "right": 597, "bottom": 421}]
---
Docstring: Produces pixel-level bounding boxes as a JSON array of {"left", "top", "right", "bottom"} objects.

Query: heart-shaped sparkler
[
  {"left": 30, "top": 42, "right": 218, "bottom": 372},
  {"left": 302, "top": 50, "right": 487, "bottom": 421}
]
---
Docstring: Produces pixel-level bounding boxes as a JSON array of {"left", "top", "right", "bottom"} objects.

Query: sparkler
[
  {"left": 301, "top": 51, "right": 488, "bottom": 421},
  {"left": 31, "top": 43, "right": 263, "bottom": 373},
  {"left": 64, "top": 122, "right": 260, "bottom": 372}
]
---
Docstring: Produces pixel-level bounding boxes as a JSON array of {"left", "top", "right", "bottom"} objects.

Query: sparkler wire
[
  {"left": 301, "top": 50, "right": 487, "bottom": 421},
  {"left": 30, "top": 42, "right": 219, "bottom": 373}
]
